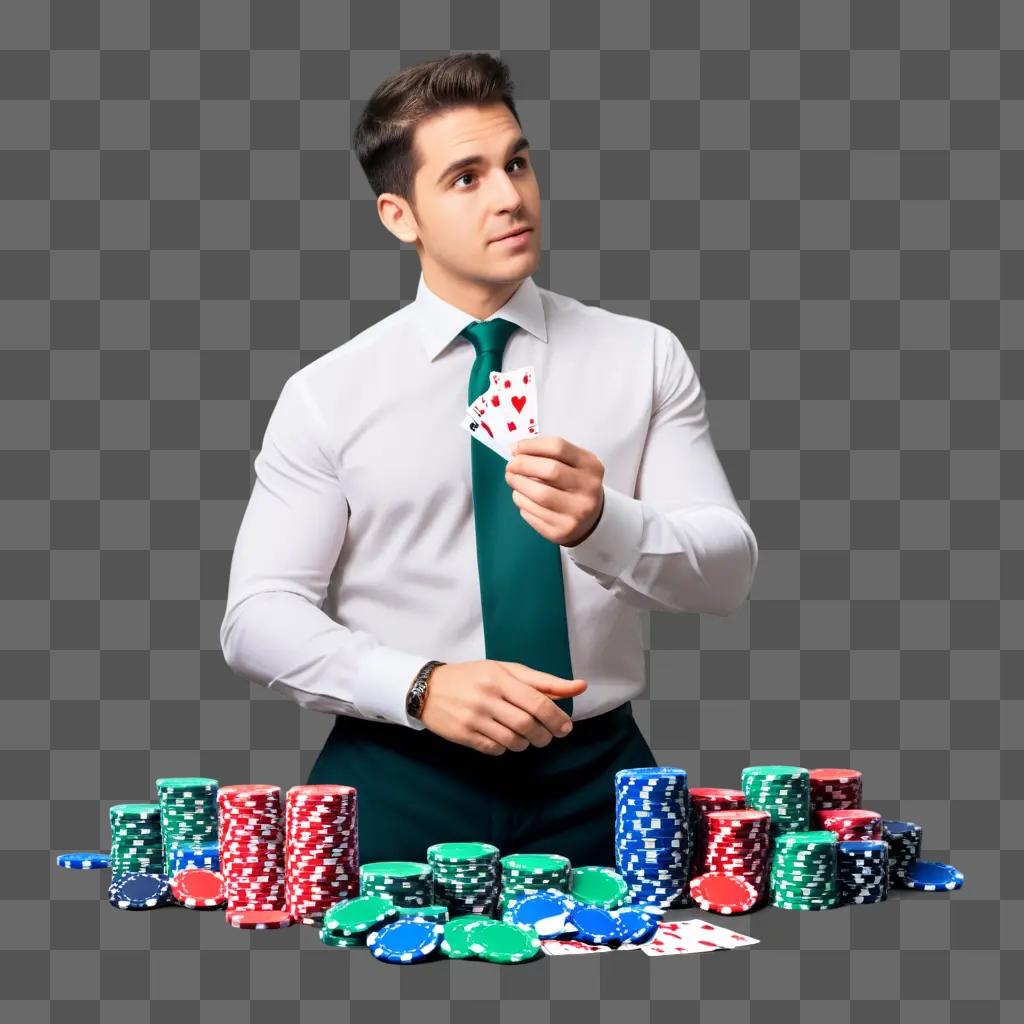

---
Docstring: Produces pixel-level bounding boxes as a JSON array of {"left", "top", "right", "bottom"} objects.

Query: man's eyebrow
[{"left": 435, "top": 135, "right": 531, "bottom": 186}]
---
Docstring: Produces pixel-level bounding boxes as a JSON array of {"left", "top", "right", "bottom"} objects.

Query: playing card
[
  {"left": 640, "top": 922, "right": 723, "bottom": 956},
  {"left": 541, "top": 938, "right": 615, "bottom": 956},
  {"left": 487, "top": 365, "right": 539, "bottom": 445},
  {"left": 459, "top": 409, "right": 509, "bottom": 460},
  {"left": 673, "top": 919, "right": 760, "bottom": 950}
]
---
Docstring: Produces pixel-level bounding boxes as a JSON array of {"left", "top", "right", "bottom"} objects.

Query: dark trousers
[{"left": 306, "top": 702, "right": 658, "bottom": 870}]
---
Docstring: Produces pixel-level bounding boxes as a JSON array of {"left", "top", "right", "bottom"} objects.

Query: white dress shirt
[{"left": 220, "top": 271, "right": 758, "bottom": 731}]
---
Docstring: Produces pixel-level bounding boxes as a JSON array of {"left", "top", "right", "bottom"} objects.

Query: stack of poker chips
[
  {"left": 836, "top": 839, "right": 889, "bottom": 905},
  {"left": 428, "top": 841, "right": 502, "bottom": 916},
  {"left": 109, "top": 803, "right": 165, "bottom": 876},
  {"left": 360, "top": 861, "right": 434, "bottom": 910},
  {"left": 498, "top": 853, "right": 572, "bottom": 915},
  {"left": 882, "top": 819, "right": 924, "bottom": 886},
  {"left": 741, "top": 765, "right": 811, "bottom": 836},
  {"left": 156, "top": 777, "right": 219, "bottom": 870},
  {"left": 613, "top": 766, "right": 692, "bottom": 909},
  {"left": 809, "top": 768, "right": 863, "bottom": 811},
  {"left": 218, "top": 783, "right": 285, "bottom": 914},
  {"left": 687, "top": 787, "right": 746, "bottom": 894},
  {"left": 813, "top": 808, "right": 883, "bottom": 842},
  {"left": 285, "top": 784, "right": 359, "bottom": 925},
  {"left": 699, "top": 808, "right": 773, "bottom": 906},
  {"left": 768, "top": 830, "right": 840, "bottom": 911},
  {"left": 167, "top": 841, "right": 219, "bottom": 875}
]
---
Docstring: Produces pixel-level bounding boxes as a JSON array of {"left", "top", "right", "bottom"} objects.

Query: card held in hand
[{"left": 460, "top": 363, "right": 539, "bottom": 459}]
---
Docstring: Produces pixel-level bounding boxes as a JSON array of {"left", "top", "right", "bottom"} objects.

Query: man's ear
[{"left": 378, "top": 193, "right": 419, "bottom": 245}]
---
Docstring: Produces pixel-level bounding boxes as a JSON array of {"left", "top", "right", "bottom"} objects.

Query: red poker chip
[
  {"left": 690, "top": 787, "right": 746, "bottom": 802},
  {"left": 689, "top": 872, "right": 760, "bottom": 914},
  {"left": 227, "top": 909, "right": 293, "bottom": 929},
  {"left": 170, "top": 868, "right": 226, "bottom": 909}
]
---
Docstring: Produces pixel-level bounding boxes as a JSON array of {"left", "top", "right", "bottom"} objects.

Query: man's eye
[{"left": 454, "top": 157, "right": 528, "bottom": 188}]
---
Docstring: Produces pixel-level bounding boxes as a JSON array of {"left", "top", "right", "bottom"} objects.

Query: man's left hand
[{"left": 504, "top": 435, "right": 606, "bottom": 547}]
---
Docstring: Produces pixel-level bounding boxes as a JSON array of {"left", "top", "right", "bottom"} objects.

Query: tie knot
[{"left": 459, "top": 317, "right": 519, "bottom": 358}]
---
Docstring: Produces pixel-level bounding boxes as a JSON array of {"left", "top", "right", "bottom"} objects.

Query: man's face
[{"left": 378, "top": 102, "right": 542, "bottom": 290}]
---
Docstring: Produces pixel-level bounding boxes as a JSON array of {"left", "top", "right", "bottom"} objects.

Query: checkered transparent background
[{"left": 1, "top": 1, "right": 1020, "bottom": 1020}]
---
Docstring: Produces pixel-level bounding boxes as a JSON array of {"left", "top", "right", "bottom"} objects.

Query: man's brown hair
[{"left": 353, "top": 52, "right": 522, "bottom": 216}]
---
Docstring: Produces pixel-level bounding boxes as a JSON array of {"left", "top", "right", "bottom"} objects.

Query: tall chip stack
[
  {"left": 285, "top": 784, "right": 359, "bottom": 925},
  {"left": 687, "top": 787, "right": 746, "bottom": 896},
  {"left": 740, "top": 765, "right": 811, "bottom": 837},
  {"left": 109, "top": 803, "right": 164, "bottom": 876},
  {"left": 155, "top": 777, "right": 219, "bottom": 873},
  {"left": 218, "top": 783, "right": 285, "bottom": 914},
  {"left": 613, "top": 767, "right": 692, "bottom": 909},
  {"left": 700, "top": 808, "right": 773, "bottom": 908}
]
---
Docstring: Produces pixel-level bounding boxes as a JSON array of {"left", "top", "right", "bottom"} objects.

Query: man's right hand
[{"left": 418, "top": 660, "right": 588, "bottom": 756}]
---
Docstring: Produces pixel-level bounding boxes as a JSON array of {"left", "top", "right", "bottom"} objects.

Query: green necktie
[{"left": 461, "top": 317, "right": 574, "bottom": 716}]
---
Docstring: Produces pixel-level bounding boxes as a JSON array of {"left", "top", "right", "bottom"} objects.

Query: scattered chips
[
  {"left": 227, "top": 909, "right": 293, "bottom": 930},
  {"left": 170, "top": 868, "right": 226, "bottom": 909},
  {"left": 368, "top": 918, "right": 444, "bottom": 963},
  {"left": 108, "top": 871, "right": 171, "bottom": 910}
]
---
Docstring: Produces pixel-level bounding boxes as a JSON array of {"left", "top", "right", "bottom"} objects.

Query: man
[{"left": 220, "top": 53, "right": 758, "bottom": 869}]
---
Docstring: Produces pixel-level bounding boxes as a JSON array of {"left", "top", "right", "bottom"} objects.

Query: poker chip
[
  {"left": 109, "top": 803, "right": 165, "bottom": 876},
  {"left": 227, "top": 909, "right": 293, "bottom": 929},
  {"left": 156, "top": 778, "right": 218, "bottom": 873},
  {"left": 498, "top": 853, "right": 571, "bottom": 913},
  {"left": 320, "top": 924, "right": 367, "bottom": 947},
  {"left": 813, "top": 808, "right": 883, "bottom": 843},
  {"left": 429, "top": 843, "right": 501, "bottom": 917},
  {"left": 689, "top": 872, "right": 760, "bottom": 914},
  {"left": 108, "top": 871, "right": 172, "bottom": 910},
  {"left": 361, "top": 861, "right": 434, "bottom": 912},
  {"left": 836, "top": 840, "right": 888, "bottom": 905},
  {"left": 809, "top": 768, "right": 863, "bottom": 812},
  {"left": 609, "top": 903, "right": 662, "bottom": 945},
  {"left": 741, "top": 766, "right": 810, "bottom": 837},
  {"left": 882, "top": 820, "right": 923, "bottom": 886},
  {"left": 170, "top": 868, "right": 226, "bottom": 909},
  {"left": 568, "top": 866, "right": 629, "bottom": 910},
  {"left": 769, "top": 831, "right": 840, "bottom": 910},
  {"left": 466, "top": 920, "right": 542, "bottom": 964},
  {"left": 57, "top": 852, "right": 110, "bottom": 870},
  {"left": 218, "top": 784, "right": 286, "bottom": 914},
  {"left": 367, "top": 918, "right": 444, "bottom": 963},
  {"left": 322, "top": 895, "right": 400, "bottom": 937},
  {"left": 502, "top": 888, "right": 576, "bottom": 937},
  {"left": 614, "top": 767, "right": 692, "bottom": 909},
  {"left": 900, "top": 860, "right": 964, "bottom": 892},
  {"left": 439, "top": 914, "right": 494, "bottom": 958},
  {"left": 567, "top": 903, "right": 629, "bottom": 945}
]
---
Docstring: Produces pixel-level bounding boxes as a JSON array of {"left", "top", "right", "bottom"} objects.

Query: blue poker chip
[
  {"left": 568, "top": 904, "right": 629, "bottom": 946},
  {"left": 57, "top": 852, "right": 110, "bottom": 870},
  {"left": 108, "top": 872, "right": 171, "bottom": 909},
  {"left": 609, "top": 905, "right": 661, "bottom": 944},
  {"left": 367, "top": 918, "right": 443, "bottom": 963},
  {"left": 502, "top": 889, "right": 575, "bottom": 938},
  {"left": 900, "top": 860, "right": 964, "bottom": 892}
]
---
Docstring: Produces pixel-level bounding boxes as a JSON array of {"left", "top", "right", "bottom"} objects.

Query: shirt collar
[{"left": 413, "top": 270, "right": 549, "bottom": 362}]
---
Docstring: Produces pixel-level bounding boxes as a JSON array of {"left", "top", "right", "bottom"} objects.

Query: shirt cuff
[
  {"left": 564, "top": 484, "right": 643, "bottom": 580},
  {"left": 350, "top": 645, "right": 434, "bottom": 730}
]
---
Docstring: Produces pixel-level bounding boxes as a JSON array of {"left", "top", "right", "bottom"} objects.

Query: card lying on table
[{"left": 459, "top": 364, "right": 539, "bottom": 460}]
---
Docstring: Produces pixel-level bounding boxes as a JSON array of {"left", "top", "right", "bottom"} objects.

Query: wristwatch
[{"left": 406, "top": 660, "right": 446, "bottom": 720}]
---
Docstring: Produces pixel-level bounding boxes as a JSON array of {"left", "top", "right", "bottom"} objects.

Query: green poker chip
[
  {"left": 323, "top": 895, "right": 400, "bottom": 937},
  {"left": 439, "top": 914, "right": 494, "bottom": 959},
  {"left": 467, "top": 920, "right": 542, "bottom": 964},
  {"left": 567, "top": 867, "right": 629, "bottom": 910}
]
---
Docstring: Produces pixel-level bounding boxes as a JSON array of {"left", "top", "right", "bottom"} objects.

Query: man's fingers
[
  {"left": 498, "top": 669, "right": 574, "bottom": 738},
  {"left": 489, "top": 696, "right": 553, "bottom": 748}
]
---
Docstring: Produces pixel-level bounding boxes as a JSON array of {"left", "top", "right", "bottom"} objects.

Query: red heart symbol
[{"left": 511, "top": 395, "right": 526, "bottom": 414}]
